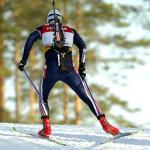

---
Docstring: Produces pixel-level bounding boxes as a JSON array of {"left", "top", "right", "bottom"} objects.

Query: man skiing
[{"left": 18, "top": 9, "right": 120, "bottom": 138}]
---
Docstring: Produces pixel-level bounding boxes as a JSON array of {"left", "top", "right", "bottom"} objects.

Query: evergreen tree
[{"left": 0, "top": 0, "right": 5, "bottom": 122}]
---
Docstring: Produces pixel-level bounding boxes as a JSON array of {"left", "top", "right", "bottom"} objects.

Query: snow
[{"left": 0, "top": 123, "right": 150, "bottom": 150}]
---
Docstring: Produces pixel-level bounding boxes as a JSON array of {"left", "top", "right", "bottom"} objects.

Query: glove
[
  {"left": 78, "top": 63, "right": 86, "bottom": 80},
  {"left": 18, "top": 60, "right": 26, "bottom": 71}
]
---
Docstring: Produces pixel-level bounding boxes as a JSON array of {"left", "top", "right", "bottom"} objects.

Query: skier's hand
[
  {"left": 18, "top": 60, "right": 26, "bottom": 71},
  {"left": 78, "top": 63, "right": 86, "bottom": 80}
]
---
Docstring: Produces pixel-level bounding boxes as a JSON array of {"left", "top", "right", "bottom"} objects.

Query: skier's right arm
[{"left": 18, "top": 30, "right": 41, "bottom": 71}]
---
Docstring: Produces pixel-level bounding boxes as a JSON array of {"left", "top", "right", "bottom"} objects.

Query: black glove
[
  {"left": 18, "top": 60, "right": 26, "bottom": 71},
  {"left": 78, "top": 63, "right": 86, "bottom": 80}
]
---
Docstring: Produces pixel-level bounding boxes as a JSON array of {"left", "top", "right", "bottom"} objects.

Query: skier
[{"left": 18, "top": 9, "right": 120, "bottom": 138}]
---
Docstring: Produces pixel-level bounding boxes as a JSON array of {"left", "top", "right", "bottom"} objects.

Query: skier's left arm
[
  {"left": 73, "top": 29, "right": 86, "bottom": 80},
  {"left": 18, "top": 30, "right": 41, "bottom": 71}
]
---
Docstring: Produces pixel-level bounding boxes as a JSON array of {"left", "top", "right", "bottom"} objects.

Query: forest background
[{"left": 0, "top": 0, "right": 150, "bottom": 127}]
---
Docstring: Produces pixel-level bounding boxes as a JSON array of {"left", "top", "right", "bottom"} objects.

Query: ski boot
[
  {"left": 38, "top": 118, "right": 51, "bottom": 138},
  {"left": 100, "top": 114, "right": 120, "bottom": 136}
]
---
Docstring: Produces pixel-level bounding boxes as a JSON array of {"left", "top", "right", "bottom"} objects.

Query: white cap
[{"left": 47, "top": 9, "right": 62, "bottom": 23}]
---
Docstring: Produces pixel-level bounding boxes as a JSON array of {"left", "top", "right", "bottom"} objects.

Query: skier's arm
[
  {"left": 22, "top": 31, "right": 41, "bottom": 62},
  {"left": 73, "top": 29, "right": 86, "bottom": 80},
  {"left": 73, "top": 29, "right": 86, "bottom": 64},
  {"left": 18, "top": 31, "right": 41, "bottom": 71}
]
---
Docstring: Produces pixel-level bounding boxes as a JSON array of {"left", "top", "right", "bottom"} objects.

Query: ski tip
[{"left": 49, "top": 138, "right": 67, "bottom": 146}]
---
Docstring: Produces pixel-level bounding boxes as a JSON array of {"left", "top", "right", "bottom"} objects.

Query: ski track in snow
[{"left": 0, "top": 123, "right": 150, "bottom": 150}]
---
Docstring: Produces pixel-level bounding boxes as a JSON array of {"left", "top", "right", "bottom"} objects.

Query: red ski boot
[
  {"left": 100, "top": 115, "right": 120, "bottom": 136},
  {"left": 38, "top": 118, "right": 51, "bottom": 138}
]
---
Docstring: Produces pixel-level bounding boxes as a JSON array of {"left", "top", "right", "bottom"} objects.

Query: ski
[
  {"left": 100, "top": 130, "right": 143, "bottom": 145},
  {"left": 12, "top": 127, "right": 67, "bottom": 146}
]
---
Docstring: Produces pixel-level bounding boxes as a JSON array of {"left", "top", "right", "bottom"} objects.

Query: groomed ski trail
[{"left": 0, "top": 123, "right": 149, "bottom": 150}]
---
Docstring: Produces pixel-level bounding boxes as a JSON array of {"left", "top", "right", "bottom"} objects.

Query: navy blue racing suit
[{"left": 21, "top": 23, "right": 102, "bottom": 120}]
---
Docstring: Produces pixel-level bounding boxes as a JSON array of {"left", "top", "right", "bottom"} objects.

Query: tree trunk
[
  {"left": 0, "top": 0, "right": 5, "bottom": 122},
  {"left": 63, "top": 85, "right": 69, "bottom": 123},
  {"left": 63, "top": 0, "right": 69, "bottom": 24},
  {"left": 15, "top": 43, "right": 22, "bottom": 122},
  {"left": 29, "top": 48, "right": 36, "bottom": 123},
  {"left": 0, "top": 0, "right": 4, "bottom": 8},
  {"left": 0, "top": 69, "right": 5, "bottom": 122},
  {"left": 74, "top": 0, "right": 82, "bottom": 125},
  {"left": 29, "top": 86, "right": 36, "bottom": 123}
]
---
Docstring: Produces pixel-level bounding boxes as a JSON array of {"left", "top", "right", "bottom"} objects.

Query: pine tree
[
  {"left": 0, "top": 0, "right": 5, "bottom": 122},
  {"left": 29, "top": 48, "right": 37, "bottom": 123},
  {"left": 74, "top": 0, "right": 82, "bottom": 125},
  {"left": 15, "top": 43, "right": 22, "bottom": 122}
]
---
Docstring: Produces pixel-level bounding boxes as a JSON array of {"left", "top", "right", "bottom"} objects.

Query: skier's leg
[
  {"left": 39, "top": 68, "right": 56, "bottom": 119},
  {"left": 83, "top": 80, "right": 120, "bottom": 135},
  {"left": 38, "top": 64, "right": 57, "bottom": 137},
  {"left": 61, "top": 70, "right": 102, "bottom": 119},
  {"left": 62, "top": 71, "right": 120, "bottom": 135}
]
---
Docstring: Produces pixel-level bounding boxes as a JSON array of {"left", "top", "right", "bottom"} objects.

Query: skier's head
[{"left": 47, "top": 9, "right": 62, "bottom": 23}]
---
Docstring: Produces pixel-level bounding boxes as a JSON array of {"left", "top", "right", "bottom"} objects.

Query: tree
[
  {"left": 0, "top": 0, "right": 5, "bottom": 122},
  {"left": 28, "top": 48, "right": 37, "bottom": 123},
  {"left": 74, "top": 0, "right": 82, "bottom": 125},
  {"left": 15, "top": 42, "right": 22, "bottom": 122}
]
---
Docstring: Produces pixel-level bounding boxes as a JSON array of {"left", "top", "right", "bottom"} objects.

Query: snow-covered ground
[{"left": 0, "top": 123, "right": 150, "bottom": 150}]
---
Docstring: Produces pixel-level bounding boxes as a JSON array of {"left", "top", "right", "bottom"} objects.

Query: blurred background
[{"left": 0, "top": 0, "right": 150, "bottom": 127}]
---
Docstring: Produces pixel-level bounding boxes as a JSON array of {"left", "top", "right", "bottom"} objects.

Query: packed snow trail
[{"left": 0, "top": 123, "right": 150, "bottom": 150}]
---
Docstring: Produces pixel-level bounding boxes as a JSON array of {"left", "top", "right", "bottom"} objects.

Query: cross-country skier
[{"left": 18, "top": 9, "right": 120, "bottom": 138}]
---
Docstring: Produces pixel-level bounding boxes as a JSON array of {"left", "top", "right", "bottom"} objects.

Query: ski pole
[
  {"left": 51, "top": 0, "right": 56, "bottom": 20},
  {"left": 51, "top": 0, "right": 57, "bottom": 37},
  {"left": 22, "top": 68, "right": 44, "bottom": 101}
]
